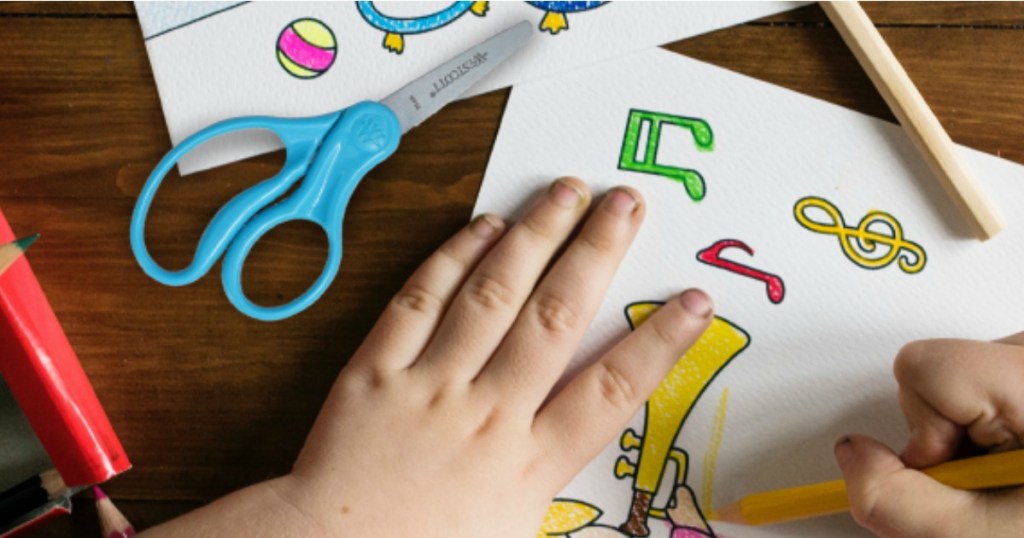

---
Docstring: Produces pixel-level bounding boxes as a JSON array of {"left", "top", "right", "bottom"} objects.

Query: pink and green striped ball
[{"left": 276, "top": 18, "right": 337, "bottom": 79}]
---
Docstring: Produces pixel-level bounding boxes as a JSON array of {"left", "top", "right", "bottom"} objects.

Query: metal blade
[{"left": 380, "top": 21, "right": 532, "bottom": 134}]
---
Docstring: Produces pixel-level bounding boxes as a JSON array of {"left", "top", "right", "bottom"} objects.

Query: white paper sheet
[
  {"left": 135, "top": 1, "right": 805, "bottom": 174},
  {"left": 474, "top": 48, "right": 1023, "bottom": 537}
]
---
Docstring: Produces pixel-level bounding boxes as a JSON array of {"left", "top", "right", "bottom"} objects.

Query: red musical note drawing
[{"left": 696, "top": 239, "right": 785, "bottom": 304}]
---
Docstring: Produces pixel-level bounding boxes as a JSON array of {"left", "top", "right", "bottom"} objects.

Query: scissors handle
[
  {"left": 130, "top": 111, "right": 341, "bottom": 286},
  {"left": 221, "top": 101, "right": 401, "bottom": 321}
]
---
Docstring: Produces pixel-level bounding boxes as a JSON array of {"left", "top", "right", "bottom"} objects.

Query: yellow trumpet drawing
[{"left": 616, "top": 302, "right": 750, "bottom": 537}]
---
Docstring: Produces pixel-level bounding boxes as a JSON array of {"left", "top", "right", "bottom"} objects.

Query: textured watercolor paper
[
  {"left": 475, "top": 48, "right": 1023, "bottom": 537},
  {"left": 135, "top": 1, "right": 805, "bottom": 174}
]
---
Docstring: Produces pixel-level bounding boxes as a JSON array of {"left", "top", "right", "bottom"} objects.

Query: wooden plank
[
  {"left": 0, "top": 1, "right": 134, "bottom": 16},
  {"left": 760, "top": 2, "right": 1024, "bottom": 26}
]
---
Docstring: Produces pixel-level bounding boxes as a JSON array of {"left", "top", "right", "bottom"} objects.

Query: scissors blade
[{"left": 380, "top": 21, "right": 532, "bottom": 134}]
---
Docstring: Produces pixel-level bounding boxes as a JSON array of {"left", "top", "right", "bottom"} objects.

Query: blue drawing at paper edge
[
  {"left": 357, "top": 1, "right": 489, "bottom": 54},
  {"left": 526, "top": 1, "right": 607, "bottom": 34}
]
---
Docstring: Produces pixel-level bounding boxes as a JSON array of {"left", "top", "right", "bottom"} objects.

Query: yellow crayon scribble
[
  {"left": 702, "top": 387, "right": 729, "bottom": 511},
  {"left": 537, "top": 499, "right": 602, "bottom": 537}
]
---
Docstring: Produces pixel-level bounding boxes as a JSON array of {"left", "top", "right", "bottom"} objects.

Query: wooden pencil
[
  {"left": 93, "top": 486, "right": 135, "bottom": 538},
  {"left": 0, "top": 469, "right": 65, "bottom": 526},
  {"left": 821, "top": 1, "right": 1004, "bottom": 241},
  {"left": 0, "top": 234, "right": 38, "bottom": 277},
  {"left": 711, "top": 448, "right": 1024, "bottom": 526}
]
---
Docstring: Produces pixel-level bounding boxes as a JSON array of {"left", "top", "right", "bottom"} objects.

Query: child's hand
[
  {"left": 141, "top": 178, "right": 714, "bottom": 537},
  {"left": 836, "top": 333, "right": 1024, "bottom": 538}
]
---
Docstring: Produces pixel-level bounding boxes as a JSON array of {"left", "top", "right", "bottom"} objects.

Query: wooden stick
[
  {"left": 0, "top": 234, "right": 39, "bottom": 276},
  {"left": 821, "top": 1, "right": 1004, "bottom": 241},
  {"left": 711, "top": 448, "right": 1024, "bottom": 526}
]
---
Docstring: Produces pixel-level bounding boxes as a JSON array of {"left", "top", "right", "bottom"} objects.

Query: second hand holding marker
[{"left": 710, "top": 448, "right": 1024, "bottom": 526}]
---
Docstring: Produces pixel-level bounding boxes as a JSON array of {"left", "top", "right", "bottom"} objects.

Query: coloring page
[{"left": 474, "top": 47, "right": 1024, "bottom": 537}]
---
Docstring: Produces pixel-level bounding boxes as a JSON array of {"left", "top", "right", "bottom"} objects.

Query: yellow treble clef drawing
[{"left": 794, "top": 196, "right": 926, "bottom": 274}]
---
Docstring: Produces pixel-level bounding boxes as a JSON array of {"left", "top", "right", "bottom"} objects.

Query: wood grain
[{"left": 1, "top": 2, "right": 1021, "bottom": 536}]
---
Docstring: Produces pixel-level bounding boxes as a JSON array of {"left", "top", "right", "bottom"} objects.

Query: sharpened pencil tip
[
  {"left": 15, "top": 233, "right": 39, "bottom": 251},
  {"left": 93, "top": 485, "right": 108, "bottom": 500}
]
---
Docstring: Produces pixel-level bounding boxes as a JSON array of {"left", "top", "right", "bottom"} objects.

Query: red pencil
[{"left": 93, "top": 487, "right": 135, "bottom": 538}]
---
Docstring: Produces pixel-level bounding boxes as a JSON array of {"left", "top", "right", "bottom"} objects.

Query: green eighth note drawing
[{"left": 618, "top": 109, "right": 714, "bottom": 201}]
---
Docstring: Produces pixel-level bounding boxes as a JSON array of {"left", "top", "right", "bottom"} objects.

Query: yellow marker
[{"left": 712, "top": 448, "right": 1024, "bottom": 526}]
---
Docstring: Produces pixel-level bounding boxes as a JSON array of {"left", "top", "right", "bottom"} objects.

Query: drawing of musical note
[
  {"left": 614, "top": 302, "right": 750, "bottom": 537},
  {"left": 696, "top": 239, "right": 785, "bottom": 304},
  {"left": 618, "top": 109, "right": 713, "bottom": 202},
  {"left": 794, "top": 196, "right": 926, "bottom": 274}
]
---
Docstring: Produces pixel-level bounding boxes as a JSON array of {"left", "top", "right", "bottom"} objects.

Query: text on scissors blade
[{"left": 429, "top": 52, "right": 489, "bottom": 98}]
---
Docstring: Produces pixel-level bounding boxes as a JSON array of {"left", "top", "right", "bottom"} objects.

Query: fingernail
[
  {"left": 835, "top": 436, "right": 853, "bottom": 467},
  {"left": 678, "top": 289, "right": 713, "bottom": 318},
  {"left": 549, "top": 178, "right": 585, "bottom": 208},
  {"left": 605, "top": 187, "right": 640, "bottom": 216},
  {"left": 470, "top": 214, "right": 503, "bottom": 239}
]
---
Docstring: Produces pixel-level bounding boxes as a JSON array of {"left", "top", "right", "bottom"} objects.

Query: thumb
[{"left": 835, "top": 434, "right": 982, "bottom": 538}]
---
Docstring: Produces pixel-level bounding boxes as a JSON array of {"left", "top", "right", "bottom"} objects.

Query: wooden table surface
[{"left": 2, "top": 2, "right": 1021, "bottom": 536}]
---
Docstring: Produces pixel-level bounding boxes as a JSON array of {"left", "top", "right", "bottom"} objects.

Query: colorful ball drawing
[{"left": 276, "top": 18, "right": 337, "bottom": 79}]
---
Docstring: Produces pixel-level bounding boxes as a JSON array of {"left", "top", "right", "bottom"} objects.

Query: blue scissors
[{"left": 132, "top": 22, "right": 532, "bottom": 322}]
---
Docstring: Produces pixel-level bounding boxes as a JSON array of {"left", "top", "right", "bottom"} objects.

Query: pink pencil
[{"left": 93, "top": 487, "right": 135, "bottom": 538}]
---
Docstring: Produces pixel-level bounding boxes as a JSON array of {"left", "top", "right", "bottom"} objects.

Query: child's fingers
[
  {"left": 347, "top": 214, "right": 506, "bottom": 372},
  {"left": 836, "top": 434, "right": 983, "bottom": 538},
  {"left": 531, "top": 290, "right": 713, "bottom": 487},
  {"left": 894, "top": 339, "right": 1024, "bottom": 468},
  {"left": 476, "top": 187, "right": 644, "bottom": 409},
  {"left": 996, "top": 331, "right": 1024, "bottom": 346},
  {"left": 897, "top": 386, "right": 962, "bottom": 469},
  {"left": 412, "top": 178, "right": 591, "bottom": 381}
]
